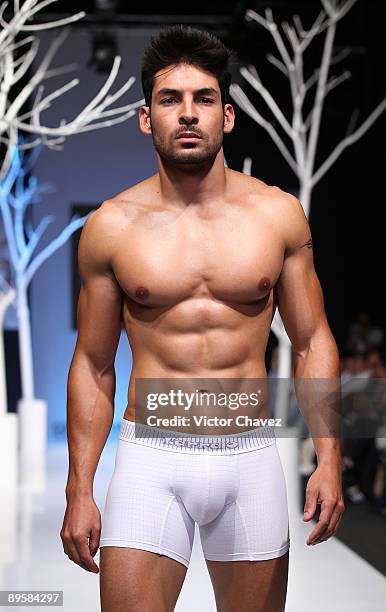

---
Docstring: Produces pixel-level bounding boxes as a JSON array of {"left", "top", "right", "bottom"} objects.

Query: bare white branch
[
  {"left": 321, "top": 0, "right": 336, "bottom": 18},
  {"left": 312, "top": 97, "right": 386, "bottom": 186},
  {"left": 331, "top": 46, "right": 352, "bottom": 65},
  {"left": 321, "top": 0, "right": 358, "bottom": 22},
  {"left": 89, "top": 102, "right": 142, "bottom": 120},
  {"left": 18, "top": 12, "right": 86, "bottom": 31},
  {"left": 246, "top": 8, "right": 294, "bottom": 72},
  {"left": 41, "top": 62, "right": 79, "bottom": 81},
  {"left": 325, "top": 69, "right": 351, "bottom": 94},
  {"left": 282, "top": 21, "right": 299, "bottom": 53},
  {"left": 293, "top": 10, "right": 326, "bottom": 40},
  {"left": 1, "top": 105, "right": 139, "bottom": 135},
  {"left": 240, "top": 65, "right": 294, "bottom": 139},
  {"left": 4, "top": 27, "right": 71, "bottom": 125},
  {"left": 244, "top": 8, "right": 271, "bottom": 31},
  {"left": 73, "top": 57, "right": 127, "bottom": 120},
  {"left": 0, "top": 35, "right": 35, "bottom": 54},
  {"left": 306, "top": 19, "right": 337, "bottom": 177},
  {"left": 17, "top": 77, "right": 80, "bottom": 120},
  {"left": 0, "top": 2, "right": 142, "bottom": 179},
  {"left": 230, "top": 83, "right": 298, "bottom": 175},
  {"left": 264, "top": 8, "right": 294, "bottom": 72},
  {"left": 1, "top": 0, "right": 137, "bottom": 406},
  {"left": 293, "top": 14, "right": 305, "bottom": 39},
  {"left": 22, "top": 0, "right": 61, "bottom": 21},
  {"left": 21, "top": 214, "right": 54, "bottom": 269},
  {"left": 266, "top": 53, "right": 288, "bottom": 77},
  {"left": 236, "top": 0, "right": 381, "bottom": 400},
  {"left": 292, "top": 10, "right": 332, "bottom": 54},
  {"left": 0, "top": 134, "right": 42, "bottom": 149},
  {"left": 304, "top": 68, "right": 320, "bottom": 93},
  {"left": 0, "top": 1, "right": 84, "bottom": 51},
  {"left": 61, "top": 108, "right": 138, "bottom": 133},
  {"left": 242, "top": 156, "right": 252, "bottom": 176},
  {"left": 305, "top": 65, "right": 350, "bottom": 96},
  {"left": 345, "top": 106, "right": 360, "bottom": 137},
  {"left": 10, "top": 38, "right": 39, "bottom": 84},
  {"left": 24, "top": 213, "right": 90, "bottom": 287},
  {"left": 336, "top": 0, "right": 359, "bottom": 21}
]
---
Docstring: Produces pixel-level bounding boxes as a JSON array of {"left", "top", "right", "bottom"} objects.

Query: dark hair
[{"left": 141, "top": 24, "right": 236, "bottom": 108}]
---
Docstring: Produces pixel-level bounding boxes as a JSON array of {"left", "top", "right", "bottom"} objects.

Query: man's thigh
[
  {"left": 206, "top": 551, "right": 289, "bottom": 612},
  {"left": 100, "top": 547, "right": 188, "bottom": 612}
]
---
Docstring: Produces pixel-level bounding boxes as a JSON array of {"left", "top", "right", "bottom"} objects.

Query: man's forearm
[
  {"left": 293, "top": 326, "right": 342, "bottom": 465},
  {"left": 66, "top": 352, "right": 115, "bottom": 498}
]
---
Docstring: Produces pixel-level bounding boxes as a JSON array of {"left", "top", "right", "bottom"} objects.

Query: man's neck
[{"left": 155, "top": 151, "right": 229, "bottom": 208}]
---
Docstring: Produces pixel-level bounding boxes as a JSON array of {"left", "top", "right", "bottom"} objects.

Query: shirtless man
[{"left": 61, "top": 25, "right": 345, "bottom": 612}]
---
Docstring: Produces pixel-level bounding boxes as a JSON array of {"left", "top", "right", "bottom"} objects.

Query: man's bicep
[
  {"left": 272, "top": 191, "right": 327, "bottom": 350},
  {"left": 275, "top": 247, "right": 327, "bottom": 352},
  {"left": 75, "top": 208, "right": 123, "bottom": 372}
]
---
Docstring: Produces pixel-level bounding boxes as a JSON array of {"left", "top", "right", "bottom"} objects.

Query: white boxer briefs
[{"left": 100, "top": 419, "right": 290, "bottom": 568}]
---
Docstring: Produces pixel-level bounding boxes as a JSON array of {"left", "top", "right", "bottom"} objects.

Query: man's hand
[
  {"left": 60, "top": 494, "right": 101, "bottom": 573},
  {"left": 303, "top": 462, "right": 345, "bottom": 545}
]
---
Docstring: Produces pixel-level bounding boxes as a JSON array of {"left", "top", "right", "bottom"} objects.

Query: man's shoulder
[
  {"left": 232, "top": 172, "right": 302, "bottom": 216},
  {"left": 247, "top": 178, "right": 299, "bottom": 210},
  {"left": 257, "top": 185, "right": 310, "bottom": 252},
  {"left": 105, "top": 175, "right": 158, "bottom": 211},
  {"left": 86, "top": 176, "right": 158, "bottom": 234},
  {"left": 234, "top": 174, "right": 310, "bottom": 251}
]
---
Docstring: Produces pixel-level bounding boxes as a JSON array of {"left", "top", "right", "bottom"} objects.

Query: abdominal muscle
[{"left": 122, "top": 296, "right": 274, "bottom": 431}]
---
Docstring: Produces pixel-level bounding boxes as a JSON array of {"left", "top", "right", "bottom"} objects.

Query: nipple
[
  {"left": 135, "top": 286, "right": 149, "bottom": 299},
  {"left": 259, "top": 277, "right": 271, "bottom": 292}
]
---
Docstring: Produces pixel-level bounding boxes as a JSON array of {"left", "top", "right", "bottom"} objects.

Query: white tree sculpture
[
  {"left": 230, "top": 0, "right": 386, "bottom": 424},
  {"left": 0, "top": 0, "right": 143, "bottom": 180},
  {"left": 0, "top": 0, "right": 144, "bottom": 405},
  {"left": 0, "top": 1, "right": 144, "bottom": 487},
  {"left": 0, "top": 143, "right": 91, "bottom": 488},
  {"left": 1, "top": 143, "right": 90, "bottom": 403},
  {"left": 0, "top": 274, "right": 15, "bottom": 412}
]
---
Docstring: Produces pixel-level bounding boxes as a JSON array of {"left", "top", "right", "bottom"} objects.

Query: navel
[{"left": 135, "top": 285, "right": 149, "bottom": 299}]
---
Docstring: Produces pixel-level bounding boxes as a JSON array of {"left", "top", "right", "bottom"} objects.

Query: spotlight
[
  {"left": 95, "top": 0, "right": 118, "bottom": 12},
  {"left": 88, "top": 31, "right": 118, "bottom": 73}
]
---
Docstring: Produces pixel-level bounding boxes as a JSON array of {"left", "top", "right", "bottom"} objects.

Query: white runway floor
[{"left": 1, "top": 443, "right": 385, "bottom": 611}]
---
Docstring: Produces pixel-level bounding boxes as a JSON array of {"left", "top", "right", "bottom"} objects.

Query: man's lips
[{"left": 176, "top": 133, "right": 201, "bottom": 139}]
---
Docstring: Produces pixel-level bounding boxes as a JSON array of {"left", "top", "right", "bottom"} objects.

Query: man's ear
[
  {"left": 139, "top": 106, "right": 151, "bottom": 134},
  {"left": 224, "top": 104, "right": 235, "bottom": 134}
]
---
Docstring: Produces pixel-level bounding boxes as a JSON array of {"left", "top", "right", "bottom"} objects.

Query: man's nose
[{"left": 178, "top": 102, "right": 198, "bottom": 124}]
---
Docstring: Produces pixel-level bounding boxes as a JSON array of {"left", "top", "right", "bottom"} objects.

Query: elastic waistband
[{"left": 119, "top": 419, "right": 276, "bottom": 455}]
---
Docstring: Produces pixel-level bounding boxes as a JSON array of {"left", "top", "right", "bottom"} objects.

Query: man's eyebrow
[{"left": 155, "top": 87, "right": 219, "bottom": 98}]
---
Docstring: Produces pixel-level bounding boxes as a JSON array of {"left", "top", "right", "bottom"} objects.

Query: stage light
[{"left": 88, "top": 31, "right": 118, "bottom": 73}]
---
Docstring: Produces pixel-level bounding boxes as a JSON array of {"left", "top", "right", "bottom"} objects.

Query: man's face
[{"left": 140, "top": 63, "right": 234, "bottom": 166}]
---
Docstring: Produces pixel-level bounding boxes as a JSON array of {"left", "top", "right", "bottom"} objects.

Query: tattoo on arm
[{"left": 302, "top": 238, "right": 313, "bottom": 249}]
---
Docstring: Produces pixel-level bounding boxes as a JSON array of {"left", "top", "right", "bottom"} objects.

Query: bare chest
[{"left": 111, "top": 205, "right": 285, "bottom": 307}]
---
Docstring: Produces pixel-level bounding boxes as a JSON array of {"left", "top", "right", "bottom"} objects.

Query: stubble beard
[{"left": 151, "top": 128, "right": 224, "bottom": 167}]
